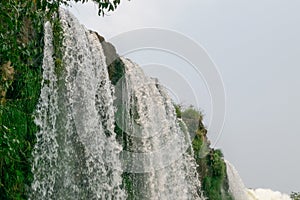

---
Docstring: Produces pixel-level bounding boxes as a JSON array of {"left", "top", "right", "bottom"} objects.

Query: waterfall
[
  {"left": 31, "top": 9, "right": 126, "bottom": 199},
  {"left": 115, "top": 58, "right": 204, "bottom": 199},
  {"left": 225, "top": 160, "right": 249, "bottom": 200},
  {"left": 31, "top": 21, "right": 59, "bottom": 199},
  {"left": 30, "top": 8, "right": 205, "bottom": 200}
]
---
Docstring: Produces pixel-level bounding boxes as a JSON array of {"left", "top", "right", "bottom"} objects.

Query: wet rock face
[{"left": 91, "top": 31, "right": 125, "bottom": 86}]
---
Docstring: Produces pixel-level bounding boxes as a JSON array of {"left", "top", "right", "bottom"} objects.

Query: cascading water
[
  {"left": 114, "top": 58, "right": 204, "bottom": 200},
  {"left": 31, "top": 8, "right": 205, "bottom": 200},
  {"left": 31, "top": 9, "right": 125, "bottom": 199},
  {"left": 225, "top": 160, "right": 249, "bottom": 200},
  {"left": 31, "top": 21, "right": 59, "bottom": 198}
]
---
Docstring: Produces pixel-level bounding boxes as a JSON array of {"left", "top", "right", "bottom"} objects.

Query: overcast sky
[{"left": 67, "top": 0, "right": 300, "bottom": 193}]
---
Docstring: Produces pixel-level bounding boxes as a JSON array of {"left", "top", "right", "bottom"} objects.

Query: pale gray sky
[{"left": 67, "top": 0, "right": 300, "bottom": 193}]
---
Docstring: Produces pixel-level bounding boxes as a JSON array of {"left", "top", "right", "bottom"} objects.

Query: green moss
[
  {"left": 107, "top": 57, "right": 126, "bottom": 85},
  {"left": 122, "top": 172, "right": 134, "bottom": 199},
  {"left": 52, "top": 16, "right": 64, "bottom": 79},
  {"left": 174, "top": 104, "right": 182, "bottom": 118}
]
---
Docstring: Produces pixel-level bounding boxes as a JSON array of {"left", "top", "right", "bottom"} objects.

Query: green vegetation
[
  {"left": 72, "top": 0, "right": 123, "bottom": 16},
  {"left": 121, "top": 172, "right": 134, "bottom": 199},
  {"left": 0, "top": 1, "right": 61, "bottom": 199},
  {"left": 36, "top": 0, "right": 125, "bottom": 16},
  {"left": 174, "top": 104, "right": 182, "bottom": 118},
  {"left": 0, "top": 1, "right": 128, "bottom": 199},
  {"left": 0, "top": 1, "right": 46, "bottom": 199},
  {"left": 291, "top": 192, "right": 300, "bottom": 200},
  {"left": 181, "top": 106, "right": 234, "bottom": 200}
]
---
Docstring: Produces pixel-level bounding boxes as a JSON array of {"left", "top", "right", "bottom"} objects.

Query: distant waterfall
[
  {"left": 225, "top": 160, "right": 249, "bottom": 200},
  {"left": 225, "top": 161, "right": 292, "bottom": 200},
  {"left": 30, "top": 8, "right": 205, "bottom": 200},
  {"left": 247, "top": 188, "right": 291, "bottom": 200}
]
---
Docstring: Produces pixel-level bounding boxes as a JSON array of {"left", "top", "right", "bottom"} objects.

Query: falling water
[
  {"left": 31, "top": 21, "right": 59, "bottom": 198},
  {"left": 31, "top": 8, "right": 205, "bottom": 200},
  {"left": 31, "top": 9, "right": 126, "bottom": 199},
  {"left": 225, "top": 160, "right": 249, "bottom": 200},
  {"left": 115, "top": 58, "right": 204, "bottom": 200}
]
